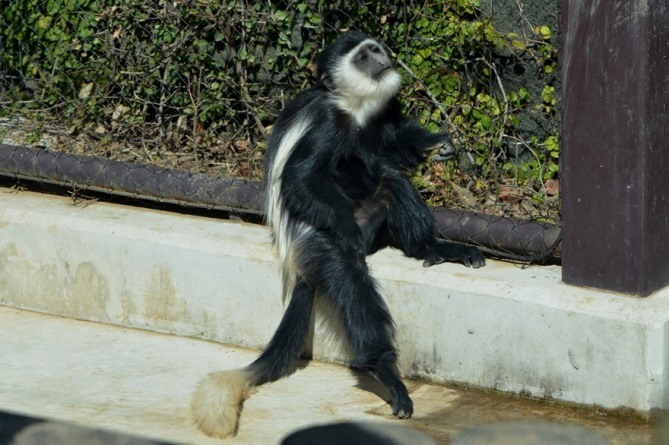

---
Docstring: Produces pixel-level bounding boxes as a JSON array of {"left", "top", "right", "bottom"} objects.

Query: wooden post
[{"left": 561, "top": 0, "right": 669, "bottom": 296}]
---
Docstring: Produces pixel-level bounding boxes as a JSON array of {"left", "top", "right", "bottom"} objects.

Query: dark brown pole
[{"left": 561, "top": 0, "right": 669, "bottom": 296}]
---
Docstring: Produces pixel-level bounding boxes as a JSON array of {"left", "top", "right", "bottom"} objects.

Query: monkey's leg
[
  {"left": 301, "top": 234, "right": 413, "bottom": 418},
  {"left": 381, "top": 172, "right": 485, "bottom": 268},
  {"left": 337, "top": 264, "right": 413, "bottom": 418}
]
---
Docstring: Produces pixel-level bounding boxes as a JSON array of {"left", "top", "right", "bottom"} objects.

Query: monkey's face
[
  {"left": 353, "top": 42, "right": 393, "bottom": 80},
  {"left": 330, "top": 38, "right": 402, "bottom": 103}
]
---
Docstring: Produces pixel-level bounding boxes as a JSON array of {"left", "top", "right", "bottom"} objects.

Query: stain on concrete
[
  {"left": 568, "top": 348, "right": 581, "bottom": 370},
  {"left": 143, "top": 267, "right": 191, "bottom": 324},
  {"left": 196, "top": 310, "right": 219, "bottom": 340},
  {"left": 0, "top": 243, "right": 19, "bottom": 292},
  {"left": 121, "top": 289, "right": 135, "bottom": 325},
  {"left": 0, "top": 245, "right": 112, "bottom": 323},
  {"left": 66, "top": 262, "right": 112, "bottom": 322},
  {"left": 409, "top": 383, "right": 657, "bottom": 445},
  {"left": 409, "top": 350, "right": 441, "bottom": 378},
  {"left": 541, "top": 374, "right": 565, "bottom": 400},
  {"left": 0, "top": 242, "right": 18, "bottom": 260}
]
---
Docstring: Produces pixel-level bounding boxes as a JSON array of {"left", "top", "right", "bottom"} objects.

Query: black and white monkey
[{"left": 191, "top": 31, "right": 485, "bottom": 438}]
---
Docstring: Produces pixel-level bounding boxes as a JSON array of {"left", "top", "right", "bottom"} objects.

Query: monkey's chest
[{"left": 334, "top": 156, "right": 380, "bottom": 201}]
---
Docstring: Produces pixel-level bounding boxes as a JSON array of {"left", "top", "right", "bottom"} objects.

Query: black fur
[{"left": 260, "top": 31, "right": 485, "bottom": 419}]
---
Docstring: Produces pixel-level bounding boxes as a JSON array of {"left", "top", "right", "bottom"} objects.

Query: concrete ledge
[{"left": 0, "top": 188, "right": 667, "bottom": 413}]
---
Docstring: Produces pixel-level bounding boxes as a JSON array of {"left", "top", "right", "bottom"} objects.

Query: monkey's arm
[
  {"left": 280, "top": 146, "right": 362, "bottom": 246},
  {"left": 384, "top": 119, "right": 456, "bottom": 170},
  {"left": 375, "top": 170, "right": 485, "bottom": 268}
]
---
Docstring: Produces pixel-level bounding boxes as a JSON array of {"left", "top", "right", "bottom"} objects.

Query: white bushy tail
[{"left": 191, "top": 369, "right": 254, "bottom": 438}]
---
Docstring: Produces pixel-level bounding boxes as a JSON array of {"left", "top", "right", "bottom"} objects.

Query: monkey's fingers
[
  {"left": 431, "top": 148, "right": 456, "bottom": 162},
  {"left": 430, "top": 139, "right": 457, "bottom": 162}
]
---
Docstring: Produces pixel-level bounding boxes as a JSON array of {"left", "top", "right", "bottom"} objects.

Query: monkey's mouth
[{"left": 374, "top": 66, "right": 392, "bottom": 79}]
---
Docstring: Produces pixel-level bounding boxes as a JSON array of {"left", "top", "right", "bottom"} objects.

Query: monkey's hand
[
  {"left": 423, "top": 240, "right": 485, "bottom": 269},
  {"left": 426, "top": 132, "right": 457, "bottom": 162}
]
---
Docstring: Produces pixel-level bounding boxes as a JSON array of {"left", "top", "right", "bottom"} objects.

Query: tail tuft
[{"left": 191, "top": 369, "right": 253, "bottom": 438}]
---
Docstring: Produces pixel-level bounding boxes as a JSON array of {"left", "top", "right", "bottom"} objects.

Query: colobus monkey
[{"left": 191, "top": 31, "right": 485, "bottom": 438}]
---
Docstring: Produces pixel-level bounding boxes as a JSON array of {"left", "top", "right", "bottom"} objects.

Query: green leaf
[
  {"left": 541, "top": 85, "right": 556, "bottom": 103},
  {"left": 472, "top": 109, "right": 491, "bottom": 128},
  {"left": 37, "top": 15, "right": 52, "bottom": 30},
  {"left": 539, "top": 25, "right": 551, "bottom": 40},
  {"left": 418, "top": 48, "right": 432, "bottom": 59},
  {"left": 412, "top": 53, "right": 424, "bottom": 65},
  {"left": 274, "top": 10, "right": 288, "bottom": 21},
  {"left": 511, "top": 39, "right": 526, "bottom": 50}
]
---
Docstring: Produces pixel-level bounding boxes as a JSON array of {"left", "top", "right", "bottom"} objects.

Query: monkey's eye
[
  {"left": 357, "top": 53, "right": 368, "bottom": 63},
  {"left": 370, "top": 45, "right": 381, "bottom": 54}
]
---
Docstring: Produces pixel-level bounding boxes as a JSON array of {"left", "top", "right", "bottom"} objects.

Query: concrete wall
[{"left": 0, "top": 188, "right": 667, "bottom": 413}]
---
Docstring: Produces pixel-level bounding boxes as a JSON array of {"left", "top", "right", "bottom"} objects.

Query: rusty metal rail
[{"left": 0, "top": 143, "right": 561, "bottom": 261}]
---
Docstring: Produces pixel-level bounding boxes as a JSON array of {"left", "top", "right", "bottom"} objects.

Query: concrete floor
[{"left": 0, "top": 307, "right": 659, "bottom": 445}]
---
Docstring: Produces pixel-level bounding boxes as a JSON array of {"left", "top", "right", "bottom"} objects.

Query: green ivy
[{"left": 0, "top": 0, "right": 559, "bottom": 217}]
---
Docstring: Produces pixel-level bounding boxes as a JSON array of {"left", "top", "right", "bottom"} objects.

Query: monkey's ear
[{"left": 321, "top": 73, "right": 334, "bottom": 91}]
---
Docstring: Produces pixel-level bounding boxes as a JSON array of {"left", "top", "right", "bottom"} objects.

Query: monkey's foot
[
  {"left": 391, "top": 392, "right": 414, "bottom": 419},
  {"left": 423, "top": 242, "right": 486, "bottom": 269}
]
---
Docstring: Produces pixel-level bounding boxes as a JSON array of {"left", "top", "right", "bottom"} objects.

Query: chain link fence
[{"left": 0, "top": 1, "right": 561, "bottom": 262}]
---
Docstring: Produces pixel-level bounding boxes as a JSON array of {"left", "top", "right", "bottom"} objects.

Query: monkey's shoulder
[{"left": 274, "top": 85, "right": 331, "bottom": 125}]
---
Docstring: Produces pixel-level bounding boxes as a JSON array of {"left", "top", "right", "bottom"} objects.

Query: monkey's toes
[
  {"left": 467, "top": 247, "right": 486, "bottom": 269},
  {"left": 392, "top": 396, "right": 414, "bottom": 419}
]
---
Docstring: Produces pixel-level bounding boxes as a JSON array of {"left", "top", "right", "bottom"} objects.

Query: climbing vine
[{"left": 0, "top": 0, "right": 559, "bottom": 220}]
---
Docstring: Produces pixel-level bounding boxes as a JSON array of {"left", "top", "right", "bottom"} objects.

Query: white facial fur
[{"left": 330, "top": 39, "right": 402, "bottom": 126}]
